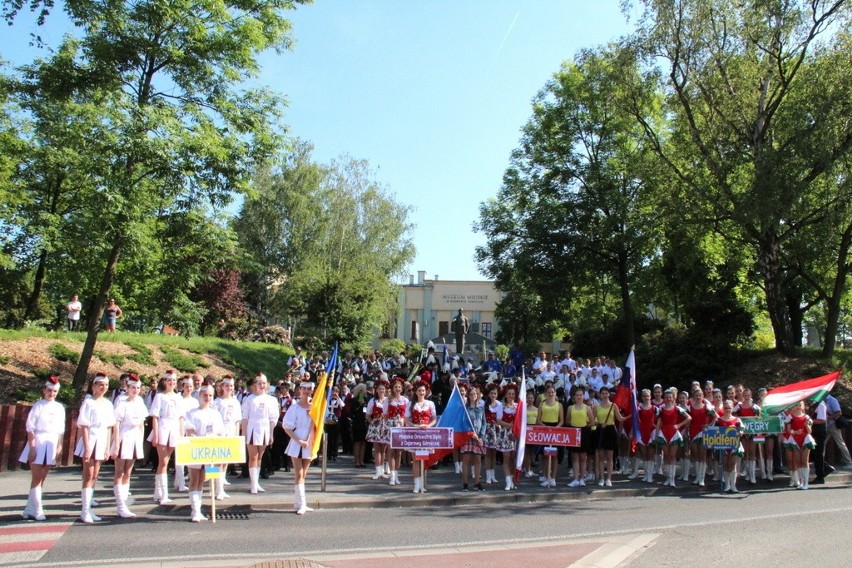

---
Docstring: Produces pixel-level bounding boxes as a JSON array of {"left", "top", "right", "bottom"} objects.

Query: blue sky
[{"left": 2, "top": 1, "right": 633, "bottom": 282}]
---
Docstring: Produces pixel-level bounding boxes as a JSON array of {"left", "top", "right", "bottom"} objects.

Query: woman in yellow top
[
  {"left": 535, "top": 386, "right": 563, "bottom": 488},
  {"left": 595, "top": 386, "right": 626, "bottom": 487},
  {"left": 523, "top": 390, "right": 539, "bottom": 478},
  {"left": 566, "top": 387, "right": 595, "bottom": 487}
]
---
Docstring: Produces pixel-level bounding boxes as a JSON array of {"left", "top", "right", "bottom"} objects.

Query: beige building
[{"left": 391, "top": 271, "right": 501, "bottom": 348}]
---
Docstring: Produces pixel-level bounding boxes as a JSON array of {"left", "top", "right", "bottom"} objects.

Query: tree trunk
[
  {"left": 821, "top": 222, "right": 852, "bottom": 358},
  {"left": 785, "top": 289, "right": 804, "bottom": 348},
  {"left": 758, "top": 237, "right": 797, "bottom": 354},
  {"left": 73, "top": 236, "right": 123, "bottom": 391},
  {"left": 22, "top": 249, "right": 49, "bottom": 323},
  {"left": 617, "top": 251, "right": 636, "bottom": 351}
]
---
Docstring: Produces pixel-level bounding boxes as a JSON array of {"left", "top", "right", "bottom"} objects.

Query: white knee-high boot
[
  {"left": 80, "top": 488, "right": 95, "bottom": 523},
  {"left": 159, "top": 473, "right": 173, "bottom": 504},
  {"left": 798, "top": 467, "right": 809, "bottom": 489},
  {"left": 175, "top": 465, "right": 187, "bottom": 491},
  {"left": 293, "top": 484, "right": 302, "bottom": 512},
  {"left": 22, "top": 488, "right": 38, "bottom": 520},
  {"left": 115, "top": 485, "right": 135, "bottom": 518},
  {"left": 681, "top": 458, "right": 691, "bottom": 481},
  {"left": 216, "top": 477, "right": 229, "bottom": 500},
  {"left": 766, "top": 458, "right": 774, "bottom": 481},
  {"left": 372, "top": 465, "right": 384, "bottom": 480},
  {"left": 296, "top": 483, "right": 312, "bottom": 514},
  {"left": 190, "top": 491, "right": 206, "bottom": 522},
  {"left": 249, "top": 467, "right": 264, "bottom": 493},
  {"left": 413, "top": 477, "right": 422, "bottom": 493}
]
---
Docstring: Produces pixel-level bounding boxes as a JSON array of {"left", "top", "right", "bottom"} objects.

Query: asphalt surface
[
  {"left": 2, "top": 454, "right": 851, "bottom": 517},
  {"left": 1, "top": 456, "right": 850, "bottom": 567}
]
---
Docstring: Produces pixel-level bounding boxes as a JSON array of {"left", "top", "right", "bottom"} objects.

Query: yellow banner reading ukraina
[{"left": 174, "top": 436, "right": 247, "bottom": 466}]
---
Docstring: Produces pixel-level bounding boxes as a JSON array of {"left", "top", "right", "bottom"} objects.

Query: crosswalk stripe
[{"left": 0, "top": 523, "right": 71, "bottom": 565}]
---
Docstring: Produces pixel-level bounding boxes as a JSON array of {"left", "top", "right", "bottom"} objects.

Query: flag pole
[{"left": 321, "top": 432, "right": 328, "bottom": 492}]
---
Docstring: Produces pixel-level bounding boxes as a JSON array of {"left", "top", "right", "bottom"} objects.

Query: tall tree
[
  {"left": 3, "top": 0, "right": 305, "bottom": 388},
  {"left": 627, "top": 0, "right": 852, "bottom": 354},
  {"left": 476, "top": 46, "right": 664, "bottom": 351},
  {"left": 236, "top": 147, "right": 415, "bottom": 349}
]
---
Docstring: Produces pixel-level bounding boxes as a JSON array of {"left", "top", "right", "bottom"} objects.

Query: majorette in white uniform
[
  {"left": 20, "top": 396, "right": 66, "bottom": 466},
  {"left": 147, "top": 390, "right": 184, "bottom": 446},
  {"left": 113, "top": 392, "right": 148, "bottom": 459},
  {"left": 283, "top": 400, "right": 315, "bottom": 459},
  {"left": 242, "top": 390, "right": 278, "bottom": 445},
  {"left": 74, "top": 387, "right": 117, "bottom": 460},
  {"left": 21, "top": 376, "right": 66, "bottom": 522}
]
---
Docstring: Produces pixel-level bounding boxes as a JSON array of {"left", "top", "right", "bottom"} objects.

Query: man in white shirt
[{"left": 67, "top": 294, "right": 82, "bottom": 331}]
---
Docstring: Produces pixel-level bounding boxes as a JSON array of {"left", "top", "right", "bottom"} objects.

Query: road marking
[
  {"left": 25, "top": 503, "right": 852, "bottom": 567},
  {"left": 0, "top": 523, "right": 71, "bottom": 566}
]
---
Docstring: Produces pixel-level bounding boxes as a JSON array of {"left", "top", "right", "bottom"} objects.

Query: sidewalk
[{"left": 1, "top": 455, "right": 850, "bottom": 521}]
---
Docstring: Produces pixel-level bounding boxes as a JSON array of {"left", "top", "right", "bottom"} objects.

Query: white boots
[
  {"left": 388, "top": 470, "right": 399, "bottom": 486},
  {"left": 189, "top": 491, "right": 207, "bottom": 522},
  {"left": 680, "top": 458, "right": 691, "bottom": 481},
  {"left": 797, "top": 467, "right": 809, "bottom": 490},
  {"left": 765, "top": 458, "right": 774, "bottom": 481},
  {"left": 249, "top": 467, "right": 265, "bottom": 494},
  {"left": 215, "top": 477, "right": 230, "bottom": 500},
  {"left": 294, "top": 483, "right": 313, "bottom": 515},
  {"left": 175, "top": 465, "right": 188, "bottom": 492},
  {"left": 22, "top": 487, "right": 46, "bottom": 521},
  {"left": 80, "top": 488, "right": 97, "bottom": 523},
  {"left": 504, "top": 475, "right": 515, "bottom": 491},
  {"left": 694, "top": 462, "right": 706, "bottom": 487},
  {"left": 114, "top": 484, "right": 136, "bottom": 518},
  {"left": 156, "top": 473, "right": 173, "bottom": 504},
  {"left": 413, "top": 477, "right": 426, "bottom": 493},
  {"left": 372, "top": 465, "right": 384, "bottom": 480},
  {"left": 644, "top": 460, "right": 654, "bottom": 483}
]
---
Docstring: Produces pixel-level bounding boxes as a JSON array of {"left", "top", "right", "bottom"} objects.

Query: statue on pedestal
[{"left": 451, "top": 308, "right": 470, "bottom": 355}]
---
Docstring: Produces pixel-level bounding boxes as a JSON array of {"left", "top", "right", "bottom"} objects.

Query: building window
[
  {"left": 438, "top": 321, "right": 449, "bottom": 336},
  {"left": 481, "top": 322, "right": 492, "bottom": 339}
]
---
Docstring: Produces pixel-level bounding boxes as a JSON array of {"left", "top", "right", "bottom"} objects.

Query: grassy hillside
[{"left": 0, "top": 329, "right": 293, "bottom": 405}]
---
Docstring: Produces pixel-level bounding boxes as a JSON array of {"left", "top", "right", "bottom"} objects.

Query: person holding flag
[{"left": 283, "top": 381, "right": 317, "bottom": 514}]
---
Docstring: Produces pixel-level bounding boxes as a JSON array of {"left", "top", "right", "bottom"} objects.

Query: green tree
[
  {"left": 3, "top": 0, "right": 305, "bottom": 389},
  {"left": 476, "top": 46, "right": 665, "bottom": 351},
  {"left": 236, "top": 147, "right": 415, "bottom": 349},
  {"left": 627, "top": 0, "right": 852, "bottom": 355}
]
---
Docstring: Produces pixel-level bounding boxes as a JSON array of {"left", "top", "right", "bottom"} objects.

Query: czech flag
[{"left": 424, "top": 384, "right": 474, "bottom": 468}]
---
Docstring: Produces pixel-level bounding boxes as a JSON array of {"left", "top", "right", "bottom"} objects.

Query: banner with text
[
  {"left": 390, "top": 427, "right": 454, "bottom": 450},
  {"left": 741, "top": 416, "right": 782, "bottom": 435},
  {"left": 702, "top": 427, "right": 741, "bottom": 450},
  {"left": 525, "top": 426, "right": 581, "bottom": 447},
  {"left": 174, "top": 436, "right": 246, "bottom": 466}
]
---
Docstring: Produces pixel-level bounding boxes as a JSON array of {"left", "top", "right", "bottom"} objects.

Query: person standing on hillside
[
  {"left": 66, "top": 294, "right": 82, "bottom": 331},
  {"left": 103, "top": 298, "right": 122, "bottom": 333}
]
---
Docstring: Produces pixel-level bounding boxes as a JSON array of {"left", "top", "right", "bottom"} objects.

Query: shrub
[
  {"left": 94, "top": 350, "right": 126, "bottom": 367},
  {"left": 160, "top": 345, "right": 206, "bottom": 373},
  {"left": 49, "top": 343, "right": 80, "bottom": 364},
  {"left": 124, "top": 341, "right": 156, "bottom": 366}
]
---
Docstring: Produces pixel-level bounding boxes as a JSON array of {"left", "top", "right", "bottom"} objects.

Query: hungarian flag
[
  {"left": 513, "top": 370, "right": 527, "bottom": 481},
  {"left": 761, "top": 370, "right": 840, "bottom": 415},
  {"left": 424, "top": 384, "right": 474, "bottom": 468}
]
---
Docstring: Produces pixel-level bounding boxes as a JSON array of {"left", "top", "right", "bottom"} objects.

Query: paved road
[{"left": 2, "top": 457, "right": 849, "bottom": 567}]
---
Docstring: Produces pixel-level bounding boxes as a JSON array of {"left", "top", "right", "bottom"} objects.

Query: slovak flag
[{"left": 424, "top": 384, "right": 474, "bottom": 468}]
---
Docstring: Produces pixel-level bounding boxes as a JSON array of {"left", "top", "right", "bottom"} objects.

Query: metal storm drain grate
[
  {"left": 209, "top": 510, "right": 252, "bottom": 520},
  {"left": 246, "top": 561, "right": 328, "bottom": 568}
]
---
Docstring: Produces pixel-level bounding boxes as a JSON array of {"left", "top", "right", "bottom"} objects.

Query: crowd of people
[{"left": 18, "top": 347, "right": 852, "bottom": 524}]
